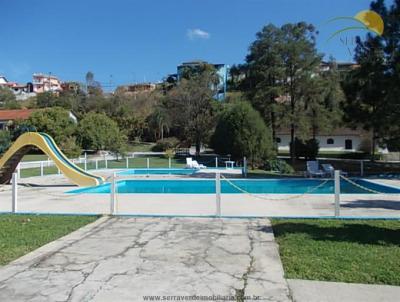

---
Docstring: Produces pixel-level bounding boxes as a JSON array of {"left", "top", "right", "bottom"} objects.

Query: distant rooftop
[{"left": 0, "top": 109, "right": 35, "bottom": 121}]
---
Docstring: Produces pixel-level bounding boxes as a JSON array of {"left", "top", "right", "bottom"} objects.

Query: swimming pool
[{"left": 69, "top": 178, "right": 400, "bottom": 194}]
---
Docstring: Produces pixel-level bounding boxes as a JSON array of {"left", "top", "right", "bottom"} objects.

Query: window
[
  {"left": 276, "top": 137, "right": 281, "bottom": 143},
  {"left": 345, "top": 139, "right": 353, "bottom": 150},
  {"left": 327, "top": 138, "right": 334, "bottom": 145}
]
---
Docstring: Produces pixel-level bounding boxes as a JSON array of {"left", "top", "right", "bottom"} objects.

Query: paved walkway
[
  {"left": 0, "top": 217, "right": 291, "bottom": 302},
  {"left": 288, "top": 279, "right": 400, "bottom": 302}
]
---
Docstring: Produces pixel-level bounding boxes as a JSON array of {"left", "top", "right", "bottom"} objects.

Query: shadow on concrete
[
  {"left": 342, "top": 200, "right": 400, "bottom": 210},
  {"left": 270, "top": 220, "right": 400, "bottom": 246}
]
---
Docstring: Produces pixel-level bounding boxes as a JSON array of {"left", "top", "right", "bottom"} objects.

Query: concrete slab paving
[
  {"left": 288, "top": 279, "right": 400, "bottom": 302},
  {"left": 0, "top": 217, "right": 291, "bottom": 302}
]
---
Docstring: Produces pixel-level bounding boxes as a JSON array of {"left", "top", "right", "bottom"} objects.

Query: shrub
[
  {"left": 59, "top": 136, "right": 82, "bottom": 158},
  {"left": 77, "top": 112, "right": 122, "bottom": 151},
  {"left": 291, "top": 138, "right": 319, "bottom": 160},
  {"left": 264, "top": 159, "right": 294, "bottom": 174},
  {"left": 152, "top": 137, "right": 180, "bottom": 152},
  {"left": 165, "top": 149, "right": 175, "bottom": 159},
  {"left": 211, "top": 101, "right": 275, "bottom": 168}
]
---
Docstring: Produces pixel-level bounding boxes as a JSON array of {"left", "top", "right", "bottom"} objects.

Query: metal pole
[
  {"left": 360, "top": 161, "right": 364, "bottom": 177},
  {"left": 40, "top": 161, "right": 44, "bottom": 177},
  {"left": 17, "top": 163, "right": 21, "bottom": 179},
  {"left": 105, "top": 157, "right": 108, "bottom": 169},
  {"left": 110, "top": 172, "right": 116, "bottom": 215},
  {"left": 215, "top": 172, "right": 221, "bottom": 217},
  {"left": 95, "top": 159, "right": 98, "bottom": 170},
  {"left": 12, "top": 172, "right": 18, "bottom": 213},
  {"left": 215, "top": 157, "right": 218, "bottom": 168},
  {"left": 147, "top": 158, "right": 150, "bottom": 169},
  {"left": 334, "top": 170, "right": 340, "bottom": 217},
  {"left": 169, "top": 157, "right": 171, "bottom": 169},
  {"left": 126, "top": 157, "right": 129, "bottom": 169},
  {"left": 243, "top": 157, "right": 247, "bottom": 178},
  {"left": 84, "top": 158, "right": 87, "bottom": 171}
]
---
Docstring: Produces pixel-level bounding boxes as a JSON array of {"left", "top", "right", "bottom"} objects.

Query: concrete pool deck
[
  {"left": 0, "top": 172, "right": 400, "bottom": 217},
  {"left": 0, "top": 217, "right": 291, "bottom": 302}
]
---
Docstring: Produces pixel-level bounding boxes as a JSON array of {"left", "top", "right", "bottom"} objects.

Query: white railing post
[
  {"left": 84, "top": 158, "right": 87, "bottom": 171},
  {"left": 40, "top": 161, "right": 44, "bottom": 177},
  {"left": 215, "top": 172, "right": 221, "bottom": 217},
  {"left": 126, "top": 157, "right": 129, "bottom": 169},
  {"left": 95, "top": 159, "right": 98, "bottom": 170},
  {"left": 169, "top": 157, "right": 171, "bottom": 169},
  {"left": 360, "top": 160, "right": 364, "bottom": 177},
  {"left": 105, "top": 157, "right": 108, "bottom": 169},
  {"left": 12, "top": 172, "right": 18, "bottom": 213},
  {"left": 110, "top": 172, "right": 116, "bottom": 215},
  {"left": 147, "top": 158, "right": 150, "bottom": 169},
  {"left": 17, "top": 163, "right": 21, "bottom": 179},
  {"left": 215, "top": 157, "right": 218, "bottom": 168},
  {"left": 334, "top": 170, "right": 340, "bottom": 217},
  {"left": 58, "top": 168, "right": 61, "bottom": 174}
]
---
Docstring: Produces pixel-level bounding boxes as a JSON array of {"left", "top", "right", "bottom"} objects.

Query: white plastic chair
[{"left": 306, "top": 161, "right": 325, "bottom": 178}]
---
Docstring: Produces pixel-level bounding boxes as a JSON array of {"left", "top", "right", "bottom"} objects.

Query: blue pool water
[
  {"left": 118, "top": 168, "right": 198, "bottom": 175},
  {"left": 69, "top": 179, "right": 400, "bottom": 194}
]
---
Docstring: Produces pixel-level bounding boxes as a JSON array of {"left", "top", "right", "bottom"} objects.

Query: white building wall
[{"left": 277, "top": 134, "right": 362, "bottom": 152}]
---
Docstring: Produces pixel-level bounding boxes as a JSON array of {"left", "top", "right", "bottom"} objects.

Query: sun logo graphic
[{"left": 326, "top": 10, "right": 384, "bottom": 41}]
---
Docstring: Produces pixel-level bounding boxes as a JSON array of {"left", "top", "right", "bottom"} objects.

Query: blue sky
[{"left": 0, "top": 0, "right": 389, "bottom": 89}]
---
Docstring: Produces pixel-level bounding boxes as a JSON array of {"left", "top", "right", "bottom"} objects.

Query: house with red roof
[{"left": 0, "top": 109, "right": 36, "bottom": 130}]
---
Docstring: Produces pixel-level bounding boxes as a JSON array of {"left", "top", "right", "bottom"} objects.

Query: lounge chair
[
  {"left": 321, "top": 164, "right": 348, "bottom": 177},
  {"left": 185, "top": 158, "right": 206, "bottom": 169},
  {"left": 306, "top": 161, "right": 325, "bottom": 178}
]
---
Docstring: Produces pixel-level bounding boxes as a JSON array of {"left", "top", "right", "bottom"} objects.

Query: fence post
[
  {"left": 58, "top": 168, "right": 61, "bottom": 175},
  {"left": 215, "top": 172, "right": 221, "bottom": 217},
  {"left": 105, "top": 157, "right": 108, "bottom": 169},
  {"left": 147, "top": 158, "right": 150, "bottom": 169},
  {"left": 95, "top": 159, "right": 98, "bottom": 170},
  {"left": 169, "top": 157, "right": 171, "bottom": 169},
  {"left": 40, "top": 161, "right": 44, "bottom": 177},
  {"left": 360, "top": 160, "right": 364, "bottom": 177},
  {"left": 215, "top": 157, "right": 218, "bottom": 168},
  {"left": 126, "top": 157, "right": 129, "bottom": 169},
  {"left": 334, "top": 170, "right": 340, "bottom": 217},
  {"left": 243, "top": 157, "right": 247, "bottom": 178},
  {"left": 84, "top": 158, "right": 87, "bottom": 171},
  {"left": 110, "top": 172, "right": 116, "bottom": 215},
  {"left": 17, "top": 163, "right": 21, "bottom": 179},
  {"left": 12, "top": 172, "right": 18, "bottom": 213}
]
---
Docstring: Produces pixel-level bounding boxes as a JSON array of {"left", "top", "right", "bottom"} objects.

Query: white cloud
[{"left": 187, "top": 28, "right": 210, "bottom": 40}]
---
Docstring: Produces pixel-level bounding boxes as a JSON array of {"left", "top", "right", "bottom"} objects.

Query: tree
[
  {"left": 302, "top": 60, "right": 344, "bottom": 139},
  {"left": 0, "top": 87, "right": 19, "bottom": 109},
  {"left": 211, "top": 102, "right": 275, "bottom": 168},
  {"left": 342, "top": 0, "right": 400, "bottom": 157},
  {"left": 243, "top": 23, "right": 324, "bottom": 161},
  {"left": 0, "top": 130, "right": 11, "bottom": 155},
  {"left": 26, "top": 107, "right": 77, "bottom": 145},
  {"left": 165, "top": 65, "right": 219, "bottom": 155},
  {"left": 77, "top": 112, "right": 123, "bottom": 151}
]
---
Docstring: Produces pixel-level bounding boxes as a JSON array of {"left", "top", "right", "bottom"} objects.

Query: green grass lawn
[
  {"left": 272, "top": 219, "right": 400, "bottom": 285},
  {"left": 21, "top": 154, "right": 49, "bottom": 162},
  {"left": 0, "top": 214, "right": 98, "bottom": 265}
]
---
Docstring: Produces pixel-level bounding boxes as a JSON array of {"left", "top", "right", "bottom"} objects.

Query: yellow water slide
[{"left": 0, "top": 132, "right": 104, "bottom": 187}]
